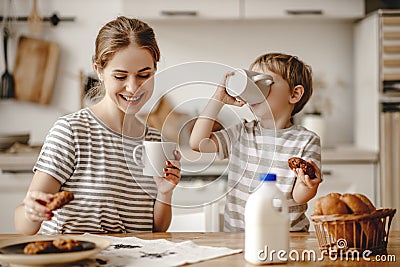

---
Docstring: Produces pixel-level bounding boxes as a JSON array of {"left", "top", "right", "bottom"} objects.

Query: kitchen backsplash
[{"left": 0, "top": 0, "right": 356, "bottom": 147}]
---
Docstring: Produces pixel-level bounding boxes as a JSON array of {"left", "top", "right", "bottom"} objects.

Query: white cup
[
  {"left": 226, "top": 69, "right": 273, "bottom": 105},
  {"left": 133, "top": 141, "right": 177, "bottom": 176}
]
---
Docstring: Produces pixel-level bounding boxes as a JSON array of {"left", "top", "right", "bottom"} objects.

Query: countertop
[
  {"left": 0, "top": 231, "right": 398, "bottom": 266},
  {"left": 0, "top": 145, "right": 378, "bottom": 174},
  {"left": 322, "top": 146, "right": 378, "bottom": 164},
  {"left": 0, "top": 148, "right": 40, "bottom": 173}
]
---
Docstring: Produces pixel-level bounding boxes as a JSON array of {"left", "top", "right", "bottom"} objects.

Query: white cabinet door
[
  {"left": 169, "top": 201, "right": 223, "bottom": 232},
  {"left": 123, "top": 0, "right": 241, "bottom": 20},
  {"left": 244, "top": 0, "right": 364, "bottom": 19},
  {"left": 0, "top": 173, "right": 32, "bottom": 233},
  {"left": 306, "top": 163, "right": 377, "bottom": 231},
  {"left": 168, "top": 178, "right": 226, "bottom": 232}
]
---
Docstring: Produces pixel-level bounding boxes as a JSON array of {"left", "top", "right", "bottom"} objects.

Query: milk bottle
[{"left": 244, "top": 173, "right": 289, "bottom": 265}]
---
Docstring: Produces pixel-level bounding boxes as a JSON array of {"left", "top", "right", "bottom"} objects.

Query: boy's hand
[
  {"left": 293, "top": 160, "right": 322, "bottom": 189},
  {"left": 213, "top": 72, "right": 246, "bottom": 107}
]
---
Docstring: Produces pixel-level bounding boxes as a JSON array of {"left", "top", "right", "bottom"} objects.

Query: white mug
[
  {"left": 226, "top": 69, "right": 273, "bottom": 105},
  {"left": 133, "top": 141, "right": 177, "bottom": 176}
]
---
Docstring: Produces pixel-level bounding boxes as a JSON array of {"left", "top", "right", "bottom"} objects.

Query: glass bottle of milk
[{"left": 244, "top": 173, "right": 289, "bottom": 265}]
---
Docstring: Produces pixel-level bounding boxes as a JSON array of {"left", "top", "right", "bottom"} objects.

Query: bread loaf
[
  {"left": 313, "top": 193, "right": 377, "bottom": 248},
  {"left": 314, "top": 193, "right": 375, "bottom": 215}
]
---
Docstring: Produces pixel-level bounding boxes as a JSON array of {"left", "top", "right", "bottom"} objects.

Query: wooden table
[{"left": 0, "top": 231, "right": 398, "bottom": 266}]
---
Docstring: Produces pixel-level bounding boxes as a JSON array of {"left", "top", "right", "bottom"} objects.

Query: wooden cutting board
[{"left": 13, "top": 36, "right": 60, "bottom": 104}]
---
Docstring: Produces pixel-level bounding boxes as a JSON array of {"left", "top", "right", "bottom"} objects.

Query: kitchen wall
[{"left": 0, "top": 0, "right": 355, "bottom": 147}]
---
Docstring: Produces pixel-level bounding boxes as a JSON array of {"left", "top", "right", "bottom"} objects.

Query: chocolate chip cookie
[{"left": 288, "top": 157, "right": 316, "bottom": 179}]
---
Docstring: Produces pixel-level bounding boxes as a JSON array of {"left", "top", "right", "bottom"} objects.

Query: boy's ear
[{"left": 289, "top": 85, "right": 304, "bottom": 104}]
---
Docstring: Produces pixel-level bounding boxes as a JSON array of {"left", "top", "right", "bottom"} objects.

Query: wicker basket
[{"left": 310, "top": 208, "right": 396, "bottom": 255}]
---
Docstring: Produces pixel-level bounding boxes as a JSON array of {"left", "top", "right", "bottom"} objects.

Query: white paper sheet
[{"left": 84, "top": 234, "right": 242, "bottom": 267}]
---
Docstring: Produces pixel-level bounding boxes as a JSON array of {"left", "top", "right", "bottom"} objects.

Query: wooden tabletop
[{"left": 0, "top": 231, "right": 398, "bottom": 266}]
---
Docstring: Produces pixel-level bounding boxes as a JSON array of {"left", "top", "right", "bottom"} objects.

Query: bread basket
[{"left": 311, "top": 208, "right": 396, "bottom": 255}]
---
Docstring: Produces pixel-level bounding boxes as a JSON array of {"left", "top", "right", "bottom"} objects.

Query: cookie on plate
[{"left": 23, "top": 241, "right": 55, "bottom": 254}]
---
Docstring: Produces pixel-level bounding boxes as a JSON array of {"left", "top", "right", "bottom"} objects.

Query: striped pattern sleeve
[
  {"left": 301, "top": 133, "right": 321, "bottom": 169},
  {"left": 213, "top": 122, "right": 243, "bottom": 159},
  {"left": 34, "top": 118, "right": 75, "bottom": 184}
]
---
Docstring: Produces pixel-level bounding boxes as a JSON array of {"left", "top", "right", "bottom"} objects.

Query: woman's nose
[{"left": 125, "top": 77, "right": 140, "bottom": 93}]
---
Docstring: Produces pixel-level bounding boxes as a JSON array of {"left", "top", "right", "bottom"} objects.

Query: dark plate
[{"left": 0, "top": 241, "right": 96, "bottom": 255}]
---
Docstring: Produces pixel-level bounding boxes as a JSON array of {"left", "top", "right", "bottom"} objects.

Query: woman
[{"left": 14, "top": 16, "right": 181, "bottom": 235}]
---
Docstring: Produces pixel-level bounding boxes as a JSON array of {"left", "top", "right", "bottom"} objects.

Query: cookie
[
  {"left": 46, "top": 191, "right": 74, "bottom": 211},
  {"left": 288, "top": 157, "right": 316, "bottom": 179},
  {"left": 52, "top": 239, "right": 82, "bottom": 252},
  {"left": 23, "top": 241, "right": 55, "bottom": 254}
]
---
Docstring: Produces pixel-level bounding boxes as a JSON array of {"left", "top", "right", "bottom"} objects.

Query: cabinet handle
[
  {"left": 286, "top": 10, "right": 323, "bottom": 15},
  {"left": 160, "top": 10, "right": 198, "bottom": 17},
  {"left": 322, "top": 170, "right": 332, "bottom": 176}
]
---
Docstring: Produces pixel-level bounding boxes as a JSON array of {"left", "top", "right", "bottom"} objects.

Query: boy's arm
[
  {"left": 189, "top": 72, "right": 244, "bottom": 153},
  {"left": 292, "top": 136, "right": 322, "bottom": 204},
  {"left": 189, "top": 97, "right": 224, "bottom": 153}
]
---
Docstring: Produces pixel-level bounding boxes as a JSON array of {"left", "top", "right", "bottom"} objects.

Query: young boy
[{"left": 189, "top": 53, "right": 322, "bottom": 232}]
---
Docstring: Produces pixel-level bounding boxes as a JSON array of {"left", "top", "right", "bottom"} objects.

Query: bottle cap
[{"left": 259, "top": 173, "right": 276, "bottom": 181}]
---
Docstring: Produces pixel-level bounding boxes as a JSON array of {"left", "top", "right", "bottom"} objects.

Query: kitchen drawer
[
  {"left": 0, "top": 173, "right": 32, "bottom": 233},
  {"left": 244, "top": 0, "right": 364, "bottom": 19},
  {"left": 306, "top": 163, "right": 377, "bottom": 231},
  {"left": 123, "top": 0, "right": 241, "bottom": 20}
]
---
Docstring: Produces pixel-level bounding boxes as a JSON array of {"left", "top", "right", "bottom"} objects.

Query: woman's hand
[
  {"left": 22, "top": 191, "right": 53, "bottom": 222},
  {"left": 213, "top": 72, "right": 246, "bottom": 107},
  {"left": 154, "top": 150, "right": 181, "bottom": 195},
  {"left": 293, "top": 160, "right": 322, "bottom": 189}
]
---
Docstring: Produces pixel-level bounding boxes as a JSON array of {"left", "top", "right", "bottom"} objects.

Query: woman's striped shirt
[
  {"left": 34, "top": 108, "right": 161, "bottom": 234},
  {"left": 213, "top": 120, "right": 321, "bottom": 232}
]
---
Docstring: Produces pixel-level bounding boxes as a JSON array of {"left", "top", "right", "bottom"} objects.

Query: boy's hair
[{"left": 250, "top": 53, "right": 313, "bottom": 117}]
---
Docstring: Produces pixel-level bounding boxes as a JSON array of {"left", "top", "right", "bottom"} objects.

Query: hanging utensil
[
  {"left": 0, "top": 0, "right": 15, "bottom": 99},
  {"left": 28, "top": 0, "right": 43, "bottom": 34}
]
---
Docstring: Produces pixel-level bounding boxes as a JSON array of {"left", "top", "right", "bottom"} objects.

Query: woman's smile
[{"left": 121, "top": 92, "right": 145, "bottom": 104}]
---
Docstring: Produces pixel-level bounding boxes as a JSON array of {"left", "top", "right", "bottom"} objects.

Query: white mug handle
[{"left": 132, "top": 144, "right": 145, "bottom": 167}]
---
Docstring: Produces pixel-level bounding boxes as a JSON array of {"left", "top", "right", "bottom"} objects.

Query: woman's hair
[
  {"left": 93, "top": 16, "right": 160, "bottom": 69},
  {"left": 250, "top": 53, "right": 313, "bottom": 117},
  {"left": 86, "top": 16, "right": 160, "bottom": 105}
]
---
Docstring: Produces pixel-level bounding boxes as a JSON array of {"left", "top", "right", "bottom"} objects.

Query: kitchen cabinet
[
  {"left": 306, "top": 161, "right": 378, "bottom": 231},
  {"left": 123, "top": 0, "right": 241, "bottom": 20},
  {"left": 354, "top": 10, "right": 400, "bottom": 230},
  {"left": 243, "top": 0, "right": 364, "bottom": 19},
  {"left": 122, "top": 0, "right": 364, "bottom": 20},
  {"left": 0, "top": 173, "right": 31, "bottom": 234},
  {"left": 168, "top": 174, "right": 227, "bottom": 232}
]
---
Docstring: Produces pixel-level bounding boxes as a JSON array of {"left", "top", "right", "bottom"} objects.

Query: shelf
[
  {"left": 0, "top": 13, "right": 75, "bottom": 26},
  {"left": 383, "top": 59, "right": 400, "bottom": 67},
  {"left": 383, "top": 16, "right": 400, "bottom": 26},
  {"left": 383, "top": 46, "right": 400, "bottom": 54},
  {"left": 383, "top": 31, "right": 400, "bottom": 40},
  {"left": 383, "top": 73, "right": 400, "bottom": 81}
]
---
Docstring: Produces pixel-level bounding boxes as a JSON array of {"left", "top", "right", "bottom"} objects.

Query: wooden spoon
[{"left": 28, "top": 0, "right": 43, "bottom": 34}]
